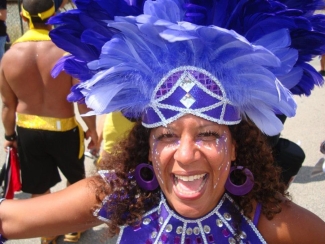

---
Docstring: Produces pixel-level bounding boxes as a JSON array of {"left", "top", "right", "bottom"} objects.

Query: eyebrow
[{"left": 166, "top": 123, "right": 218, "bottom": 131}]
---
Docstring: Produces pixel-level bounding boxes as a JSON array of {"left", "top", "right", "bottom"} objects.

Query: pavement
[{"left": 0, "top": 58, "right": 325, "bottom": 243}]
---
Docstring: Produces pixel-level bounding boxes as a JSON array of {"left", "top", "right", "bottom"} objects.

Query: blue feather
[
  {"left": 278, "top": 0, "right": 325, "bottom": 13},
  {"left": 49, "top": 0, "right": 325, "bottom": 135}
]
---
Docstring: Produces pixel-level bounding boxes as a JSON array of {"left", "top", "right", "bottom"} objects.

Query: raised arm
[{"left": 0, "top": 177, "right": 103, "bottom": 239}]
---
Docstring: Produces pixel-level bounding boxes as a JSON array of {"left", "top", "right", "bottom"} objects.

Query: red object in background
[{"left": 0, "top": 147, "right": 22, "bottom": 199}]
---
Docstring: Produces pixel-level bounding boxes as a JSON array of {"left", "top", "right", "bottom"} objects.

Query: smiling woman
[
  {"left": 0, "top": 0, "right": 325, "bottom": 244},
  {"left": 149, "top": 115, "right": 236, "bottom": 217},
  {"left": 96, "top": 115, "right": 288, "bottom": 243}
]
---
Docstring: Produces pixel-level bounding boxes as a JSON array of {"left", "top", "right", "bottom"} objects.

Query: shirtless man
[{"left": 0, "top": 1, "right": 97, "bottom": 242}]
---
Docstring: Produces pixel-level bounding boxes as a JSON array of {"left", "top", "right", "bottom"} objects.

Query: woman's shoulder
[{"left": 258, "top": 200, "right": 325, "bottom": 244}]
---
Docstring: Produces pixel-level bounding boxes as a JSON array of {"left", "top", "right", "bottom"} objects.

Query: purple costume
[{"left": 94, "top": 170, "right": 265, "bottom": 244}]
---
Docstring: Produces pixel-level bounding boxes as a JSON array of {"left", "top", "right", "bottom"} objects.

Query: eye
[
  {"left": 198, "top": 131, "right": 220, "bottom": 141},
  {"left": 156, "top": 132, "right": 178, "bottom": 142}
]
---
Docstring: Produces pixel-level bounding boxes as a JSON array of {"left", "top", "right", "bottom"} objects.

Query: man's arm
[{"left": 0, "top": 65, "right": 18, "bottom": 149}]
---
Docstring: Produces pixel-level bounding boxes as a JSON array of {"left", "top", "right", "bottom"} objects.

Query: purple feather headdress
[{"left": 48, "top": 0, "right": 325, "bottom": 135}]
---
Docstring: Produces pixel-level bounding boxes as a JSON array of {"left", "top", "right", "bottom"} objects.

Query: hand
[
  {"left": 84, "top": 129, "right": 99, "bottom": 152},
  {"left": 3, "top": 140, "right": 17, "bottom": 152}
]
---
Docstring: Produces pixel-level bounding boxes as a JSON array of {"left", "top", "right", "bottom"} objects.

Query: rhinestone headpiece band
[{"left": 142, "top": 66, "right": 241, "bottom": 128}]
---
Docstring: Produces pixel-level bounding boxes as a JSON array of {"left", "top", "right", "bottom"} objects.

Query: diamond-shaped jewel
[
  {"left": 180, "top": 93, "right": 196, "bottom": 108},
  {"left": 180, "top": 76, "right": 195, "bottom": 92}
]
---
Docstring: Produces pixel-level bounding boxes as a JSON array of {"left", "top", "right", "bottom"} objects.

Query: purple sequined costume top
[{"left": 94, "top": 170, "right": 266, "bottom": 244}]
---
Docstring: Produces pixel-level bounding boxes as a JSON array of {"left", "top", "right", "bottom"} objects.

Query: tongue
[{"left": 176, "top": 178, "right": 204, "bottom": 192}]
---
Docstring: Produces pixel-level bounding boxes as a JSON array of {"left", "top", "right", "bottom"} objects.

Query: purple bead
[
  {"left": 208, "top": 234, "right": 214, "bottom": 243},
  {"left": 161, "top": 233, "right": 168, "bottom": 242},
  {"left": 174, "top": 236, "right": 181, "bottom": 244},
  {"left": 196, "top": 237, "right": 203, "bottom": 244},
  {"left": 222, "top": 228, "right": 230, "bottom": 237},
  {"left": 150, "top": 212, "right": 159, "bottom": 220},
  {"left": 185, "top": 237, "right": 191, "bottom": 244},
  {"left": 145, "top": 239, "right": 152, "bottom": 244}
]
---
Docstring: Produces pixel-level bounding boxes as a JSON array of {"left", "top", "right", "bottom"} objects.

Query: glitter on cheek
[
  {"left": 150, "top": 135, "right": 180, "bottom": 185},
  {"left": 212, "top": 132, "right": 231, "bottom": 189},
  {"left": 151, "top": 135, "right": 164, "bottom": 185},
  {"left": 215, "top": 131, "right": 229, "bottom": 155},
  {"left": 167, "top": 140, "right": 180, "bottom": 150},
  {"left": 213, "top": 161, "right": 231, "bottom": 189},
  {"left": 195, "top": 139, "right": 213, "bottom": 150}
]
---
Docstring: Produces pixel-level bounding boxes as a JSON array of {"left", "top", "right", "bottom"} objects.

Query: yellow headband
[{"left": 21, "top": 5, "right": 55, "bottom": 28}]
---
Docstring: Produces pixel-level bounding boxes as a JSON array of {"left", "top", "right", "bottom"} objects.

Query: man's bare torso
[{"left": 1, "top": 39, "right": 75, "bottom": 118}]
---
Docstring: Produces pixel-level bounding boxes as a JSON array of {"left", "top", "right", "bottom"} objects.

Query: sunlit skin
[{"left": 148, "top": 114, "right": 236, "bottom": 218}]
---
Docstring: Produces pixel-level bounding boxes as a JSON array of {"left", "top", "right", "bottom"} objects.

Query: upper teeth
[{"left": 175, "top": 174, "right": 206, "bottom": 182}]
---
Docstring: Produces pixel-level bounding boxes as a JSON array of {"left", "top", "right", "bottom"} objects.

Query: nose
[{"left": 174, "top": 136, "right": 201, "bottom": 165}]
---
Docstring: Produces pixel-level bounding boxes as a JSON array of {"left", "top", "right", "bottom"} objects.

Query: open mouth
[{"left": 173, "top": 173, "right": 208, "bottom": 195}]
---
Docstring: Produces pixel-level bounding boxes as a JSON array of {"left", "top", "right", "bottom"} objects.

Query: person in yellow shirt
[
  {"left": 86, "top": 112, "right": 135, "bottom": 164},
  {"left": 101, "top": 112, "right": 135, "bottom": 153}
]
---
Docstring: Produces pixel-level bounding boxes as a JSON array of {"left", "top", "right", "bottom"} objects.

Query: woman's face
[{"left": 149, "top": 114, "right": 236, "bottom": 218}]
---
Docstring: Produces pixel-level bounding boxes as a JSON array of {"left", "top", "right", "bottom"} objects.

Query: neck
[{"left": 29, "top": 23, "right": 52, "bottom": 31}]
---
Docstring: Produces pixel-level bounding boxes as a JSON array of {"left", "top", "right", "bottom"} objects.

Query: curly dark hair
[{"left": 93, "top": 119, "right": 288, "bottom": 237}]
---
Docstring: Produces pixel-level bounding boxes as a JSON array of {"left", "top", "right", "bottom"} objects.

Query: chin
[{"left": 167, "top": 194, "right": 212, "bottom": 219}]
